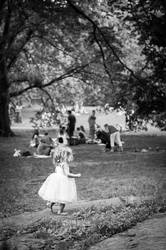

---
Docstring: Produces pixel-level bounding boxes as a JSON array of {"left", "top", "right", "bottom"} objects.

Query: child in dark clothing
[
  {"left": 31, "top": 129, "right": 40, "bottom": 148},
  {"left": 76, "top": 127, "right": 86, "bottom": 144}
]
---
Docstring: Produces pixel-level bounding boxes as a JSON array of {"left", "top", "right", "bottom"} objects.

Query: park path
[
  {"left": 0, "top": 197, "right": 128, "bottom": 230},
  {"left": 89, "top": 213, "right": 166, "bottom": 250},
  {"left": 0, "top": 197, "right": 128, "bottom": 249},
  {"left": 0, "top": 196, "right": 166, "bottom": 250}
]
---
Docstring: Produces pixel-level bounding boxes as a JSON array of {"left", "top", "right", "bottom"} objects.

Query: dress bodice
[{"left": 55, "top": 162, "right": 69, "bottom": 176}]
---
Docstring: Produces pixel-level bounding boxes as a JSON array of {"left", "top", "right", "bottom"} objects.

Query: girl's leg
[
  {"left": 50, "top": 202, "right": 55, "bottom": 213},
  {"left": 59, "top": 203, "right": 65, "bottom": 213}
]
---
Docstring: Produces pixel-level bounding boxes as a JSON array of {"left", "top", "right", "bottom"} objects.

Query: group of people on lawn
[{"left": 31, "top": 109, "right": 123, "bottom": 155}]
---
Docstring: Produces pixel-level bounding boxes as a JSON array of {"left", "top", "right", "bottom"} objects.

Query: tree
[
  {"left": 2, "top": 0, "right": 165, "bottom": 136},
  {"left": 101, "top": 0, "right": 165, "bottom": 125},
  {"left": 0, "top": 0, "right": 92, "bottom": 135},
  {"left": 1, "top": 0, "right": 128, "bottom": 136},
  {"left": 120, "top": 0, "right": 166, "bottom": 125}
]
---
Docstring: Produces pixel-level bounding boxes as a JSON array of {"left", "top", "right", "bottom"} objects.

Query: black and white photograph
[{"left": 0, "top": 0, "right": 166, "bottom": 249}]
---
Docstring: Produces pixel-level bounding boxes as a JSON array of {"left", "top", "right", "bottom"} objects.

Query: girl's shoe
[{"left": 57, "top": 211, "right": 68, "bottom": 215}]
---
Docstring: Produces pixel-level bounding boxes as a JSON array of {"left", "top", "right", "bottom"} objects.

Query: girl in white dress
[{"left": 38, "top": 137, "right": 81, "bottom": 214}]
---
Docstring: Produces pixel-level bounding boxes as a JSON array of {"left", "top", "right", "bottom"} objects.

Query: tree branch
[
  {"left": 93, "top": 26, "right": 115, "bottom": 88},
  {"left": 39, "top": 87, "right": 55, "bottom": 107},
  {"left": 10, "top": 61, "right": 91, "bottom": 97},
  {"left": 67, "top": 0, "right": 143, "bottom": 83},
  {"left": 35, "top": 35, "right": 78, "bottom": 61},
  {"left": 7, "top": 29, "right": 33, "bottom": 70}
]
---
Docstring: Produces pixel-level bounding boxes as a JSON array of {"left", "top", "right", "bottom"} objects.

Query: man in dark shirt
[
  {"left": 67, "top": 110, "right": 76, "bottom": 138},
  {"left": 104, "top": 123, "right": 123, "bottom": 152}
]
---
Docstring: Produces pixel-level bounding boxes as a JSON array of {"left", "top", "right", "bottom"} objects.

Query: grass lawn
[{"left": 0, "top": 130, "right": 166, "bottom": 219}]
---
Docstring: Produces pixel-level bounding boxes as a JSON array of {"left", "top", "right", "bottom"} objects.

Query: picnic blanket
[
  {"left": 13, "top": 149, "right": 51, "bottom": 158},
  {"left": 33, "top": 153, "right": 51, "bottom": 158}
]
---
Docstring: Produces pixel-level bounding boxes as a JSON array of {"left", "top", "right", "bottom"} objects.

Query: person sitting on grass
[
  {"left": 42, "top": 131, "right": 54, "bottom": 146},
  {"left": 76, "top": 127, "right": 86, "bottom": 144},
  {"left": 38, "top": 137, "right": 81, "bottom": 215},
  {"left": 80, "top": 125, "right": 87, "bottom": 140},
  {"left": 37, "top": 131, "right": 54, "bottom": 156},
  {"left": 57, "top": 126, "right": 68, "bottom": 145},
  {"left": 30, "top": 129, "right": 40, "bottom": 148}
]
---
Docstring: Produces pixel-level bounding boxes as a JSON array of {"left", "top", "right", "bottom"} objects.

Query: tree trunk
[{"left": 0, "top": 54, "right": 14, "bottom": 136}]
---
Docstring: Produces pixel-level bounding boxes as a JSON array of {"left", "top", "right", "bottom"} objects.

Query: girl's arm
[
  {"left": 67, "top": 173, "right": 81, "bottom": 178},
  {"left": 64, "top": 163, "right": 81, "bottom": 178}
]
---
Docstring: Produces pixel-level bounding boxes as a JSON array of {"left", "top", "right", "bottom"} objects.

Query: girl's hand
[{"left": 77, "top": 173, "right": 81, "bottom": 177}]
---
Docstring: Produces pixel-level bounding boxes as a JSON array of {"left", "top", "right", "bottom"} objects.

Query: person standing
[
  {"left": 104, "top": 123, "right": 123, "bottom": 152},
  {"left": 88, "top": 110, "right": 96, "bottom": 142},
  {"left": 38, "top": 137, "right": 81, "bottom": 214},
  {"left": 67, "top": 110, "right": 76, "bottom": 139},
  {"left": 15, "top": 103, "right": 23, "bottom": 123}
]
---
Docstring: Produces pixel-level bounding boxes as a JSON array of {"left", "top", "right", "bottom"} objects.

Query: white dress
[{"left": 38, "top": 162, "right": 77, "bottom": 203}]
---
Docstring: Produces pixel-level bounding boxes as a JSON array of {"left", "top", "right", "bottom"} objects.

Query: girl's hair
[{"left": 52, "top": 145, "right": 73, "bottom": 164}]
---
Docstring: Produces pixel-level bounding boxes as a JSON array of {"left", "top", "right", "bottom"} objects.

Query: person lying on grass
[{"left": 38, "top": 137, "right": 81, "bottom": 215}]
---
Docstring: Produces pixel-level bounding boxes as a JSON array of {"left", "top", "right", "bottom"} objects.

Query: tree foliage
[
  {"left": 119, "top": 0, "right": 166, "bottom": 126},
  {"left": 0, "top": 0, "right": 166, "bottom": 135}
]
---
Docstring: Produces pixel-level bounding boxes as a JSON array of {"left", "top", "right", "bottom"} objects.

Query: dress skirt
[{"left": 38, "top": 172, "right": 77, "bottom": 203}]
